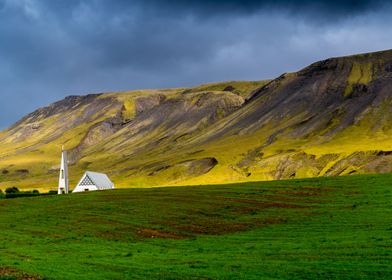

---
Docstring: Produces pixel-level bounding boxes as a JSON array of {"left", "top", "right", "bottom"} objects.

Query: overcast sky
[{"left": 1, "top": 0, "right": 392, "bottom": 128}]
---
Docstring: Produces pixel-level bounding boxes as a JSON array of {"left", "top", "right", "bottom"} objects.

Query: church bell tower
[{"left": 58, "top": 146, "right": 69, "bottom": 194}]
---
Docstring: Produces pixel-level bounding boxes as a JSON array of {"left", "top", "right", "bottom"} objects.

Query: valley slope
[{"left": 2, "top": 50, "right": 392, "bottom": 190}]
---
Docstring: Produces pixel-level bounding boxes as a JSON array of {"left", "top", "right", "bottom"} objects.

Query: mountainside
[{"left": 2, "top": 50, "right": 392, "bottom": 190}]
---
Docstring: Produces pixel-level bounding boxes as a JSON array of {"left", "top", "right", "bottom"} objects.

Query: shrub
[
  {"left": 5, "top": 193, "right": 40, "bottom": 199},
  {"left": 5, "top": 187, "right": 19, "bottom": 194}
]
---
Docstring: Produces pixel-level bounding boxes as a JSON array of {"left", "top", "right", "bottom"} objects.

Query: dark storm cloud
[
  {"left": 141, "top": 0, "right": 383, "bottom": 14},
  {"left": 0, "top": 0, "right": 391, "bottom": 128}
]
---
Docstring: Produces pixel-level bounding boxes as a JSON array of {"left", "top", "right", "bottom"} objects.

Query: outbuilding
[{"left": 73, "top": 171, "right": 115, "bottom": 193}]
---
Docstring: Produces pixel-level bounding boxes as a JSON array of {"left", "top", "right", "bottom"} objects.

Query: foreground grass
[{"left": 0, "top": 174, "right": 391, "bottom": 279}]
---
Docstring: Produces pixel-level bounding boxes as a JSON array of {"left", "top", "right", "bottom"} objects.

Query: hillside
[
  {"left": 0, "top": 175, "right": 391, "bottom": 279},
  {"left": 2, "top": 50, "right": 392, "bottom": 190}
]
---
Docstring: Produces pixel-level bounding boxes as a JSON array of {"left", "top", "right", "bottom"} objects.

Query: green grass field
[{"left": 0, "top": 174, "right": 391, "bottom": 279}]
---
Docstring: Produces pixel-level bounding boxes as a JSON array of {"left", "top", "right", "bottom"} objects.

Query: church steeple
[{"left": 58, "top": 146, "right": 69, "bottom": 194}]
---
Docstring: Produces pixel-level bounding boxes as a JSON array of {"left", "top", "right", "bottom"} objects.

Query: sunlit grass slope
[
  {"left": 187, "top": 80, "right": 271, "bottom": 98},
  {"left": 0, "top": 174, "right": 391, "bottom": 279}
]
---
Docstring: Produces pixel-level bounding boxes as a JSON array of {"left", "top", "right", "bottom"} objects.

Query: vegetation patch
[
  {"left": 344, "top": 62, "right": 373, "bottom": 97},
  {"left": 0, "top": 267, "right": 41, "bottom": 280},
  {"left": 185, "top": 80, "right": 270, "bottom": 98},
  {"left": 136, "top": 228, "right": 188, "bottom": 239}
]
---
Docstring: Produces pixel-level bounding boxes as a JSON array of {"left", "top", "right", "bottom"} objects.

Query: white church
[{"left": 58, "top": 147, "right": 115, "bottom": 194}]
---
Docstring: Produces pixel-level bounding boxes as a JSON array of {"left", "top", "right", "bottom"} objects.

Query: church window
[{"left": 80, "top": 175, "right": 94, "bottom": 186}]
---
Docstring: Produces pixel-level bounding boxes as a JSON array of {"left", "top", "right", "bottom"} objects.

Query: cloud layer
[{"left": 0, "top": 0, "right": 392, "bottom": 128}]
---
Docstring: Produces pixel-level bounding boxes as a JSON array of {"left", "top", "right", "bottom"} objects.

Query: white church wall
[{"left": 73, "top": 184, "right": 98, "bottom": 193}]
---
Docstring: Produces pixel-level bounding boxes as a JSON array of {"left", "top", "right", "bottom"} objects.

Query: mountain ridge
[{"left": 2, "top": 49, "right": 392, "bottom": 190}]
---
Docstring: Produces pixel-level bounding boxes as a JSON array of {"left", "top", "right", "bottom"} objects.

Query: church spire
[{"left": 58, "top": 146, "right": 69, "bottom": 194}]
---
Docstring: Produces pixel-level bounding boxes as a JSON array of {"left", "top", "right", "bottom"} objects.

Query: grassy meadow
[{"left": 0, "top": 174, "right": 391, "bottom": 279}]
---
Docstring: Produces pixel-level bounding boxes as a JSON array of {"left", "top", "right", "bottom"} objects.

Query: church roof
[{"left": 79, "top": 171, "right": 114, "bottom": 189}]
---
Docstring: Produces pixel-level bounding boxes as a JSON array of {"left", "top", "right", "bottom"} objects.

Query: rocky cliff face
[{"left": 2, "top": 50, "right": 392, "bottom": 190}]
